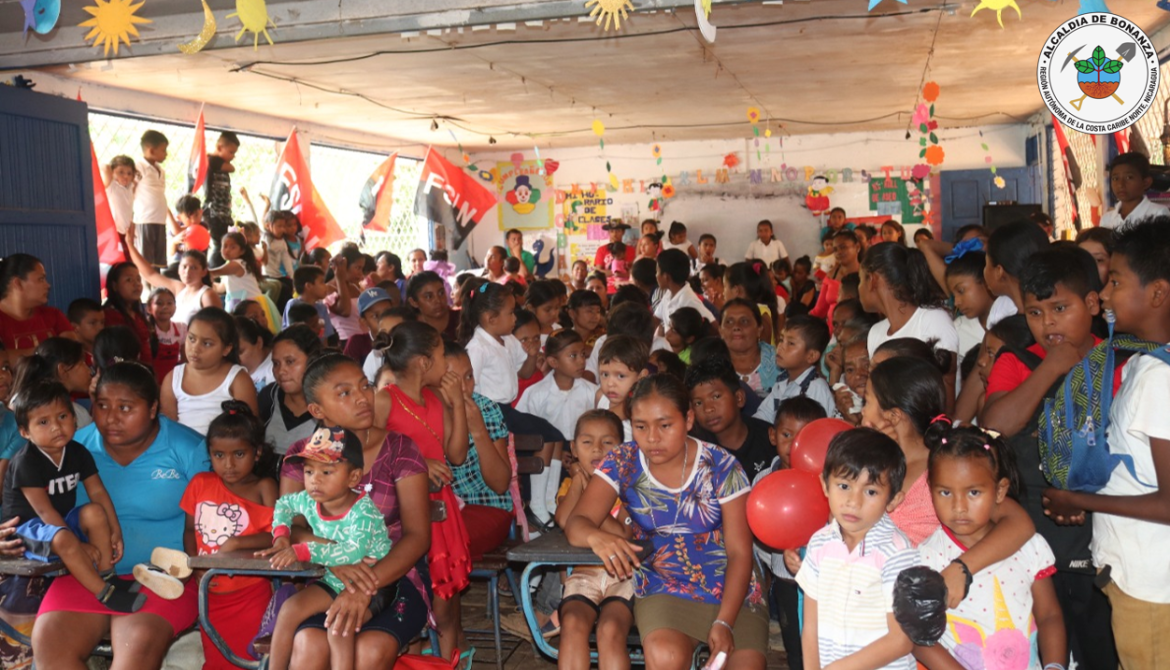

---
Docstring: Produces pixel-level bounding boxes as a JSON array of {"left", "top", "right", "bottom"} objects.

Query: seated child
[
  {"left": 554, "top": 410, "right": 636, "bottom": 670},
  {"left": 653, "top": 249, "right": 714, "bottom": 326},
  {"left": 755, "top": 315, "right": 835, "bottom": 423},
  {"left": 1, "top": 382, "right": 143, "bottom": 612},
  {"left": 660, "top": 221, "right": 697, "bottom": 259},
  {"left": 830, "top": 333, "right": 869, "bottom": 425},
  {"left": 797, "top": 427, "right": 918, "bottom": 670},
  {"left": 665, "top": 306, "right": 704, "bottom": 364},
  {"left": 286, "top": 302, "right": 325, "bottom": 342},
  {"left": 566, "top": 289, "right": 605, "bottom": 355},
  {"left": 364, "top": 306, "right": 416, "bottom": 383},
  {"left": 264, "top": 426, "right": 392, "bottom": 670},
  {"left": 684, "top": 357, "right": 775, "bottom": 481},
  {"left": 503, "top": 256, "right": 527, "bottom": 289},
  {"left": 282, "top": 265, "right": 335, "bottom": 341},
  {"left": 1099, "top": 151, "right": 1170, "bottom": 229},
  {"left": 595, "top": 335, "right": 650, "bottom": 443},
  {"left": 67, "top": 298, "right": 105, "bottom": 360},
  {"left": 915, "top": 422, "right": 1066, "bottom": 670},
  {"left": 648, "top": 350, "right": 686, "bottom": 381},
  {"left": 753, "top": 396, "right": 826, "bottom": 670},
  {"left": 692, "top": 233, "right": 721, "bottom": 273}
]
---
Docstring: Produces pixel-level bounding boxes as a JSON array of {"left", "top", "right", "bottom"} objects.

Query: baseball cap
[
  {"left": 357, "top": 288, "right": 392, "bottom": 316},
  {"left": 286, "top": 426, "right": 364, "bottom": 468}
]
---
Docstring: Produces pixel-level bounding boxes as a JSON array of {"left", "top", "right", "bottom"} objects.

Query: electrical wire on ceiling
[
  {"left": 904, "top": 1, "right": 947, "bottom": 138},
  {"left": 229, "top": 7, "right": 942, "bottom": 70}
]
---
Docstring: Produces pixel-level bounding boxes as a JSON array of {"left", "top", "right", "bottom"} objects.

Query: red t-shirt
[
  {"left": 0, "top": 306, "right": 73, "bottom": 351},
  {"left": 179, "top": 472, "right": 274, "bottom": 593},
  {"left": 985, "top": 337, "right": 1122, "bottom": 398}
]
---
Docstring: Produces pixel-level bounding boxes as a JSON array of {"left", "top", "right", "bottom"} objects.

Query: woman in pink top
[{"left": 860, "top": 353, "right": 1036, "bottom": 608}]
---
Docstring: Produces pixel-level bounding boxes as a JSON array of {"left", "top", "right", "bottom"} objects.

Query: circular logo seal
[{"left": 1036, "top": 13, "right": 1160, "bottom": 134}]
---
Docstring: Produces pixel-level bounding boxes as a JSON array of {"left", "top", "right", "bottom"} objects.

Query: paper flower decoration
[
  {"left": 868, "top": 0, "right": 907, "bottom": 11},
  {"left": 592, "top": 119, "right": 605, "bottom": 136},
  {"left": 652, "top": 144, "right": 662, "bottom": 159},
  {"left": 723, "top": 152, "right": 740, "bottom": 169},
  {"left": 764, "top": 128, "right": 772, "bottom": 138},
  {"left": 925, "top": 145, "right": 945, "bottom": 166},
  {"left": 994, "top": 176, "right": 1007, "bottom": 189},
  {"left": 585, "top": 0, "right": 634, "bottom": 30},
  {"left": 608, "top": 173, "right": 620, "bottom": 190},
  {"left": 911, "top": 164, "right": 932, "bottom": 180},
  {"left": 228, "top": 0, "right": 274, "bottom": 49},
  {"left": 662, "top": 183, "right": 676, "bottom": 198},
  {"left": 80, "top": 0, "right": 151, "bottom": 56},
  {"left": 912, "top": 104, "right": 930, "bottom": 127},
  {"left": 970, "top": 0, "right": 1020, "bottom": 28},
  {"left": 747, "top": 107, "right": 760, "bottom": 124},
  {"left": 178, "top": 0, "right": 217, "bottom": 54},
  {"left": 544, "top": 159, "right": 560, "bottom": 176},
  {"left": 923, "top": 82, "right": 940, "bottom": 103}
]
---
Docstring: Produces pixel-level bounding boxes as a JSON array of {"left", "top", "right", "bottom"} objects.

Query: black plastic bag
[{"left": 892, "top": 566, "right": 948, "bottom": 646}]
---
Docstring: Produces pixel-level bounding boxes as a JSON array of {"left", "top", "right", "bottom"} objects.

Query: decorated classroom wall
[{"left": 463, "top": 122, "right": 1029, "bottom": 277}]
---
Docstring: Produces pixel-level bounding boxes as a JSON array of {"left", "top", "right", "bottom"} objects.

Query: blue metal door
[
  {"left": 0, "top": 86, "right": 99, "bottom": 311},
  {"left": 939, "top": 167, "right": 1041, "bottom": 243}
]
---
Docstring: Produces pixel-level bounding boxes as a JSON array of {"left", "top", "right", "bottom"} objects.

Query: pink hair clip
[{"left": 983, "top": 443, "right": 991, "bottom": 451}]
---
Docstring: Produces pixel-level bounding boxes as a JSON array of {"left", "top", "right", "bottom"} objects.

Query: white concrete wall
[{"left": 462, "top": 124, "right": 1029, "bottom": 274}]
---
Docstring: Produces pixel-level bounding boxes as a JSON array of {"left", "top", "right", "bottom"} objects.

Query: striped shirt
[{"left": 795, "top": 515, "right": 918, "bottom": 670}]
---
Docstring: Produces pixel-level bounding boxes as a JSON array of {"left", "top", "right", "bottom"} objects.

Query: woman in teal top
[{"left": 32, "top": 361, "right": 209, "bottom": 669}]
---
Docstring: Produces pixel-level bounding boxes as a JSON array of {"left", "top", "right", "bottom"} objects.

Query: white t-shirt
[
  {"left": 133, "top": 159, "right": 168, "bottom": 225},
  {"left": 744, "top": 238, "right": 788, "bottom": 267},
  {"left": 516, "top": 374, "right": 599, "bottom": 440},
  {"left": 867, "top": 306, "right": 959, "bottom": 358},
  {"left": 920, "top": 528, "right": 1055, "bottom": 667},
  {"left": 1092, "top": 353, "right": 1170, "bottom": 602},
  {"left": 466, "top": 326, "right": 528, "bottom": 404},
  {"left": 107, "top": 181, "right": 135, "bottom": 235},
  {"left": 596, "top": 395, "right": 632, "bottom": 443},
  {"left": 250, "top": 354, "right": 274, "bottom": 392},
  {"left": 653, "top": 284, "right": 715, "bottom": 325},
  {"left": 585, "top": 333, "right": 671, "bottom": 379},
  {"left": 986, "top": 294, "right": 1018, "bottom": 330},
  {"left": 363, "top": 349, "right": 383, "bottom": 383},
  {"left": 1099, "top": 196, "right": 1170, "bottom": 229}
]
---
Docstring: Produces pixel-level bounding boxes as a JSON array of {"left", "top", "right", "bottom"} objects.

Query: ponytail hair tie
[
  {"left": 930, "top": 414, "right": 951, "bottom": 426},
  {"left": 752, "top": 261, "right": 762, "bottom": 274}
]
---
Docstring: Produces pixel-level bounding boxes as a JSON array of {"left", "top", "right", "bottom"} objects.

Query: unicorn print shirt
[
  {"left": 595, "top": 439, "right": 763, "bottom": 607},
  {"left": 919, "top": 527, "right": 1056, "bottom": 670}
]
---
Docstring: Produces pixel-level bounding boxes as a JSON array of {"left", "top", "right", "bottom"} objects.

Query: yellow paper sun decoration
[
  {"left": 585, "top": 0, "right": 634, "bottom": 30},
  {"left": 228, "top": 0, "right": 274, "bottom": 50},
  {"left": 80, "top": 0, "right": 152, "bottom": 57}
]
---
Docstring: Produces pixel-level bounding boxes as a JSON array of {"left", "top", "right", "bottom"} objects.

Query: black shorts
[{"left": 297, "top": 578, "right": 429, "bottom": 647}]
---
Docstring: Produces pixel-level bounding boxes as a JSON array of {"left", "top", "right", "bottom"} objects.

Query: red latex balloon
[
  {"left": 747, "top": 470, "right": 829, "bottom": 551},
  {"left": 183, "top": 224, "right": 210, "bottom": 252},
  {"left": 791, "top": 418, "right": 854, "bottom": 475}
]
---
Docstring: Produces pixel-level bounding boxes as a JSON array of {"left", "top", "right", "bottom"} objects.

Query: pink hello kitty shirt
[{"left": 180, "top": 471, "right": 275, "bottom": 593}]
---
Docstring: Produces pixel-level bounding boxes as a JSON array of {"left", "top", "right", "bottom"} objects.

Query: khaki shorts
[
  {"left": 633, "top": 593, "right": 769, "bottom": 655},
  {"left": 559, "top": 567, "right": 635, "bottom": 612}
]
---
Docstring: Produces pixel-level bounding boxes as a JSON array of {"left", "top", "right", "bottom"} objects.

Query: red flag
[
  {"left": 1113, "top": 129, "right": 1131, "bottom": 155},
  {"left": 188, "top": 105, "right": 208, "bottom": 195},
  {"left": 359, "top": 153, "right": 397, "bottom": 233},
  {"left": 269, "top": 131, "right": 346, "bottom": 250},
  {"left": 413, "top": 147, "right": 497, "bottom": 256},
  {"left": 91, "top": 142, "right": 125, "bottom": 265}
]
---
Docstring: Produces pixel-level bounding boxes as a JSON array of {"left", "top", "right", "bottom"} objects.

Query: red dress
[
  {"left": 180, "top": 473, "right": 274, "bottom": 669},
  {"left": 386, "top": 386, "right": 472, "bottom": 600}
]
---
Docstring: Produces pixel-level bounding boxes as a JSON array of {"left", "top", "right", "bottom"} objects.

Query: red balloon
[
  {"left": 183, "top": 224, "right": 210, "bottom": 252},
  {"left": 747, "top": 470, "right": 829, "bottom": 551},
  {"left": 791, "top": 418, "right": 854, "bottom": 475}
]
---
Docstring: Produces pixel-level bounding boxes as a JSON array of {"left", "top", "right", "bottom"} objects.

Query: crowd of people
[{"left": 0, "top": 139, "right": 1168, "bottom": 670}]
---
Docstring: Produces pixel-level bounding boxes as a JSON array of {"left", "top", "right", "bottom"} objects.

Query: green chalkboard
[{"left": 868, "top": 177, "right": 924, "bottom": 225}]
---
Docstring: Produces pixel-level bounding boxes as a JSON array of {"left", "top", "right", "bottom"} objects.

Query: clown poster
[{"left": 497, "top": 160, "right": 555, "bottom": 231}]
